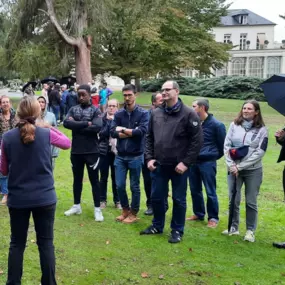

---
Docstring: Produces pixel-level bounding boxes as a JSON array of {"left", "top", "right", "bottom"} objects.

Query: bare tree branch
[{"left": 43, "top": 0, "right": 79, "bottom": 46}]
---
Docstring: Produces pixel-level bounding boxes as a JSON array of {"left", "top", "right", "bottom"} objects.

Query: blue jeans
[
  {"left": 151, "top": 165, "right": 188, "bottom": 233},
  {"left": 188, "top": 161, "right": 219, "bottom": 222},
  {"left": 0, "top": 177, "right": 8, "bottom": 195},
  {"left": 114, "top": 155, "right": 143, "bottom": 213},
  {"left": 51, "top": 105, "right": 60, "bottom": 122}
]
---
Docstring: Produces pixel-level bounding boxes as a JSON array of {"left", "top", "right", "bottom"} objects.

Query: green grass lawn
[{"left": 1, "top": 93, "right": 285, "bottom": 285}]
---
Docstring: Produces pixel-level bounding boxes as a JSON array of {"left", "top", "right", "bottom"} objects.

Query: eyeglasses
[
  {"left": 108, "top": 105, "right": 117, "bottom": 108},
  {"left": 161, "top": 88, "right": 174, "bottom": 92}
]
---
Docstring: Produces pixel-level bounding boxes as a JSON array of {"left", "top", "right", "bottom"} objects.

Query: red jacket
[{"left": 91, "top": 95, "right": 100, "bottom": 107}]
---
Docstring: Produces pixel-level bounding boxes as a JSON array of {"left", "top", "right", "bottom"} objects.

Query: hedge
[{"left": 141, "top": 76, "right": 265, "bottom": 101}]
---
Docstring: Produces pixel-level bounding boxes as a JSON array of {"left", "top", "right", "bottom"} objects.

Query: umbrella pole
[{"left": 228, "top": 174, "right": 237, "bottom": 233}]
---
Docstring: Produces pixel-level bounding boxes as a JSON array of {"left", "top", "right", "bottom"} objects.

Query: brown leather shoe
[
  {"left": 186, "top": 215, "right": 203, "bottom": 221},
  {"left": 1, "top": 194, "right": 7, "bottom": 206},
  {"left": 122, "top": 211, "right": 139, "bottom": 224},
  {"left": 116, "top": 208, "right": 130, "bottom": 222}
]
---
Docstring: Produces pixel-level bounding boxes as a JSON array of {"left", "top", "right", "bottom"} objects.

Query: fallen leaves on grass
[
  {"left": 0, "top": 270, "right": 3, "bottom": 275},
  {"left": 141, "top": 272, "right": 149, "bottom": 278},
  {"left": 189, "top": 248, "right": 193, "bottom": 252},
  {"left": 30, "top": 240, "right": 36, "bottom": 243},
  {"left": 158, "top": 274, "right": 164, "bottom": 280},
  {"left": 106, "top": 240, "right": 110, "bottom": 245}
]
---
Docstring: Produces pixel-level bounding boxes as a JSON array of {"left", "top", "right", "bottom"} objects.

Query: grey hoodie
[
  {"left": 37, "top": 96, "right": 59, "bottom": 158},
  {"left": 224, "top": 122, "right": 268, "bottom": 171}
]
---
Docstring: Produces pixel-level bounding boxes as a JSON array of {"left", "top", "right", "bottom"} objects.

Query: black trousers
[
  {"left": 71, "top": 154, "right": 100, "bottom": 207},
  {"left": 142, "top": 163, "right": 152, "bottom": 207},
  {"left": 99, "top": 152, "right": 119, "bottom": 204},
  {"left": 6, "top": 204, "right": 57, "bottom": 285}
]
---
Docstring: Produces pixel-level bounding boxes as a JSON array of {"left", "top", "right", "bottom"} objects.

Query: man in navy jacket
[
  {"left": 187, "top": 98, "right": 226, "bottom": 228},
  {"left": 110, "top": 84, "right": 149, "bottom": 224}
]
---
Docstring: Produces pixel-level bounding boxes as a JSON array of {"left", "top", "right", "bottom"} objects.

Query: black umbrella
[
  {"left": 41, "top": 76, "right": 59, "bottom": 84},
  {"left": 60, "top": 75, "right": 76, "bottom": 87},
  {"left": 22, "top": 81, "right": 38, "bottom": 92},
  {"left": 260, "top": 74, "right": 285, "bottom": 116},
  {"left": 228, "top": 175, "right": 237, "bottom": 233}
]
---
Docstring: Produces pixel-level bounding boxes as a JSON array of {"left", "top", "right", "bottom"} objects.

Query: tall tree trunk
[
  {"left": 121, "top": 74, "right": 131, "bottom": 85},
  {"left": 45, "top": 0, "right": 92, "bottom": 84},
  {"left": 75, "top": 43, "right": 92, "bottom": 84}
]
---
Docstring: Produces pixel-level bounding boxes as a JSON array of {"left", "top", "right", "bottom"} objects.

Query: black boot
[
  {"left": 273, "top": 242, "right": 285, "bottom": 249},
  {"left": 144, "top": 206, "right": 153, "bottom": 216}
]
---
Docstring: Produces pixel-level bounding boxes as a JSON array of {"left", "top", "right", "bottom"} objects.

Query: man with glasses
[
  {"left": 110, "top": 84, "right": 149, "bottom": 224},
  {"left": 63, "top": 84, "right": 104, "bottom": 222},
  {"left": 141, "top": 80, "right": 203, "bottom": 243}
]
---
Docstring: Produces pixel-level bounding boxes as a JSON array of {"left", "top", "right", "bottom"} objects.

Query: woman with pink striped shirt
[{"left": 1, "top": 96, "right": 71, "bottom": 285}]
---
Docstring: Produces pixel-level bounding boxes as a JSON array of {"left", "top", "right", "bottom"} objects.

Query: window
[
  {"left": 224, "top": 34, "right": 231, "bottom": 44},
  {"left": 180, "top": 69, "right": 192, "bottom": 77},
  {"left": 256, "top": 33, "right": 265, "bottom": 50},
  {"left": 232, "top": 58, "right": 246, "bottom": 76},
  {"left": 240, "top": 15, "right": 248, "bottom": 24},
  {"left": 240, "top": 34, "right": 247, "bottom": 50},
  {"left": 267, "top": 57, "right": 281, "bottom": 78},
  {"left": 249, "top": 57, "right": 263, "bottom": 78},
  {"left": 215, "top": 65, "right": 228, "bottom": 77}
]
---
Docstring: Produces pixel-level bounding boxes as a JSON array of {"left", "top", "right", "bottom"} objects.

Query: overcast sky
[{"left": 226, "top": 0, "right": 285, "bottom": 42}]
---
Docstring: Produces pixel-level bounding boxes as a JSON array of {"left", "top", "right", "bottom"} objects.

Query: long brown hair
[
  {"left": 234, "top": 100, "right": 265, "bottom": 128},
  {"left": 17, "top": 96, "right": 41, "bottom": 144}
]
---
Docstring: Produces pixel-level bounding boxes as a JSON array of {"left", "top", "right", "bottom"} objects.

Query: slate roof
[{"left": 219, "top": 9, "right": 276, "bottom": 26}]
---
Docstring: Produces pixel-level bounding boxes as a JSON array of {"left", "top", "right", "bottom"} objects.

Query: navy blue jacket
[
  {"left": 198, "top": 114, "right": 226, "bottom": 162},
  {"left": 110, "top": 105, "right": 149, "bottom": 156}
]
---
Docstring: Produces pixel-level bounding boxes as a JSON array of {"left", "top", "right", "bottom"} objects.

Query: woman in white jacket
[{"left": 223, "top": 100, "right": 268, "bottom": 243}]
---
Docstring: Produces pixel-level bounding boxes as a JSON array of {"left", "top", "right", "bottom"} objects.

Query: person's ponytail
[{"left": 16, "top": 96, "right": 41, "bottom": 144}]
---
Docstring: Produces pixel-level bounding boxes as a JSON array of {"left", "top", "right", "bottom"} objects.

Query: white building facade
[{"left": 181, "top": 9, "right": 285, "bottom": 79}]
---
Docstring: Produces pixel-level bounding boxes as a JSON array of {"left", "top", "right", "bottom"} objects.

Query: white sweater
[{"left": 224, "top": 122, "right": 268, "bottom": 171}]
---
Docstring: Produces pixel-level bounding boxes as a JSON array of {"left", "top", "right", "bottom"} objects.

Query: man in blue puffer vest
[
  {"left": 110, "top": 84, "right": 149, "bottom": 224},
  {"left": 187, "top": 98, "right": 226, "bottom": 228}
]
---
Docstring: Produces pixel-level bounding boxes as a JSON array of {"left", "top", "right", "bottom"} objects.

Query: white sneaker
[
  {"left": 222, "top": 226, "right": 240, "bottom": 236},
  {"left": 244, "top": 230, "right": 255, "bottom": 242},
  {"left": 94, "top": 207, "right": 104, "bottom": 222},
  {"left": 64, "top": 204, "right": 82, "bottom": 216}
]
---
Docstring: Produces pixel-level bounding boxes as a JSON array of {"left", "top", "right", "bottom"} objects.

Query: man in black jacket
[
  {"left": 141, "top": 80, "right": 203, "bottom": 243},
  {"left": 63, "top": 84, "right": 103, "bottom": 222}
]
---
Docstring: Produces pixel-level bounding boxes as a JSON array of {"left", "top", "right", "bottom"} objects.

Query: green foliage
[
  {"left": 2, "top": 0, "right": 230, "bottom": 82},
  {"left": 0, "top": 96, "right": 285, "bottom": 285},
  {"left": 142, "top": 76, "right": 265, "bottom": 101}
]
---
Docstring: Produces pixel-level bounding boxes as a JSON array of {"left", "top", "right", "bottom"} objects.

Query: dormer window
[{"left": 240, "top": 15, "right": 248, "bottom": 24}]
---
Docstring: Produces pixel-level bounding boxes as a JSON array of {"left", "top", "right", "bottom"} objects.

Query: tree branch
[{"left": 41, "top": 0, "right": 79, "bottom": 46}]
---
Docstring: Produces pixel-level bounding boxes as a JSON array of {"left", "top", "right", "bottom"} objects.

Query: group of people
[
  {"left": 61, "top": 81, "right": 269, "bottom": 245},
  {"left": 1, "top": 79, "right": 285, "bottom": 285},
  {"left": 40, "top": 81, "right": 113, "bottom": 124}
]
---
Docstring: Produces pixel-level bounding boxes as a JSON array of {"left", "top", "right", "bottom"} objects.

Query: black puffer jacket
[
  {"left": 99, "top": 113, "right": 113, "bottom": 156},
  {"left": 145, "top": 99, "right": 203, "bottom": 167},
  {"left": 63, "top": 104, "right": 102, "bottom": 154}
]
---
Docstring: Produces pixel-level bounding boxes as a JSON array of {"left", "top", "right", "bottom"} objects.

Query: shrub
[{"left": 141, "top": 76, "right": 265, "bottom": 101}]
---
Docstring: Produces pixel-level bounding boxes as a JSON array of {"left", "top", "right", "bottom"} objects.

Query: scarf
[
  {"left": 163, "top": 99, "right": 182, "bottom": 115},
  {"left": 242, "top": 120, "right": 253, "bottom": 132}
]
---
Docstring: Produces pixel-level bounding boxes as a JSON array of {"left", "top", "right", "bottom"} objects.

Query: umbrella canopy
[
  {"left": 260, "top": 74, "right": 285, "bottom": 116},
  {"left": 22, "top": 81, "right": 38, "bottom": 92},
  {"left": 60, "top": 75, "right": 76, "bottom": 87},
  {"left": 41, "top": 76, "right": 59, "bottom": 84}
]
